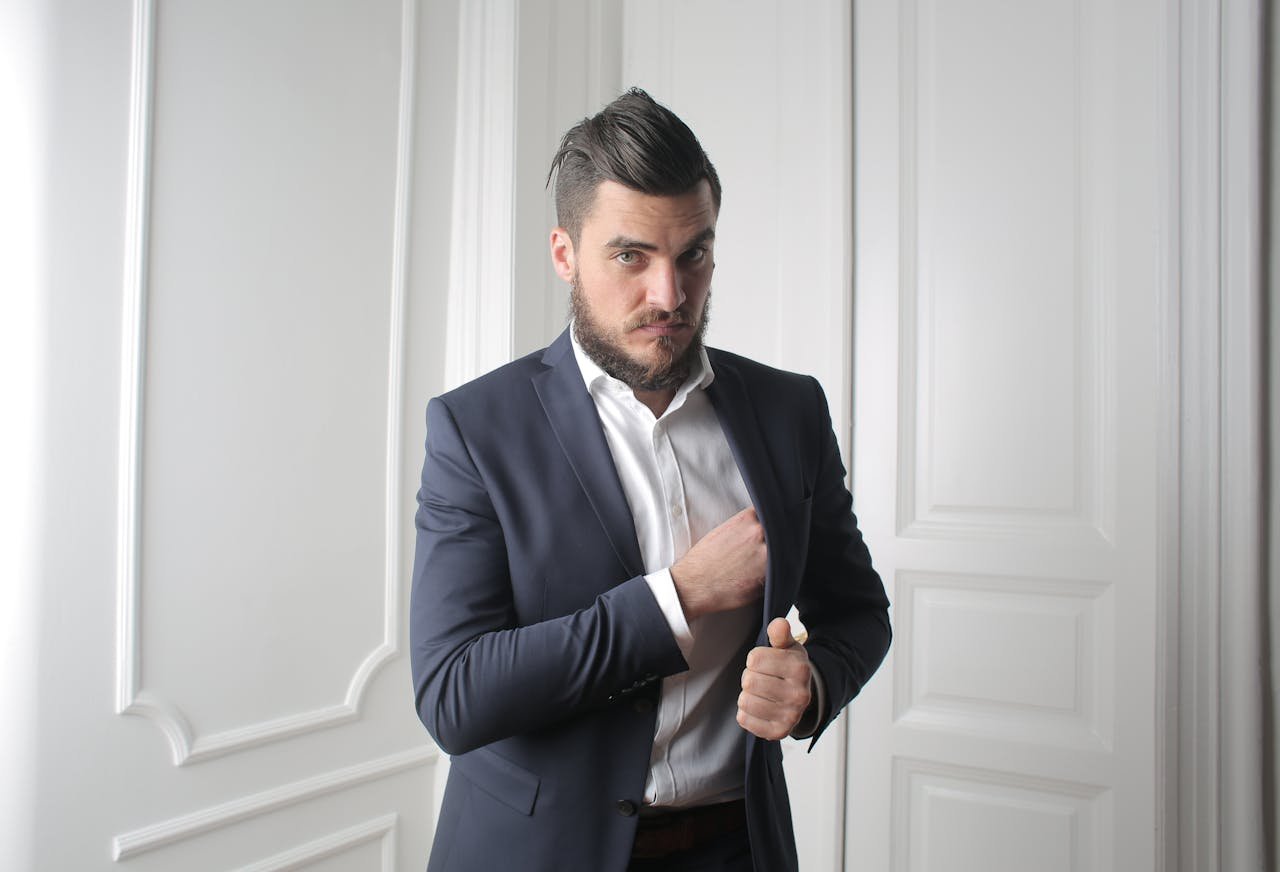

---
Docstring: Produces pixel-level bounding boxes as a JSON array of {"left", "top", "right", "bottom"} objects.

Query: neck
[{"left": 632, "top": 386, "right": 677, "bottom": 417}]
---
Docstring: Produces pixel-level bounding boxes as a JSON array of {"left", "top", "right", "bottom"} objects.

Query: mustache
[{"left": 625, "top": 309, "right": 694, "bottom": 330}]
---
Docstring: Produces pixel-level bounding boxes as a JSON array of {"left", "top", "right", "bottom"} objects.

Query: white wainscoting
[{"left": 9, "top": 0, "right": 455, "bottom": 867}]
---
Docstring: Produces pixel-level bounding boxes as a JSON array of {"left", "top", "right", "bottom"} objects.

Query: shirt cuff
[
  {"left": 789, "top": 661, "right": 827, "bottom": 740},
  {"left": 643, "top": 568, "right": 694, "bottom": 661}
]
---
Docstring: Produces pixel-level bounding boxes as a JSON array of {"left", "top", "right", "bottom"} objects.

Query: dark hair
[{"left": 546, "top": 88, "right": 722, "bottom": 244}]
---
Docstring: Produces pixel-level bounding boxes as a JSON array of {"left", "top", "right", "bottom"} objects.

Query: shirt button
[
  {"left": 632, "top": 698, "right": 654, "bottom": 714},
  {"left": 672, "top": 504, "right": 684, "bottom": 518},
  {"left": 616, "top": 799, "right": 638, "bottom": 817}
]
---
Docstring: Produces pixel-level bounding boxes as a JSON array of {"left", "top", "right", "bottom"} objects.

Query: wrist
[{"left": 668, "top": 563, "right": 705, "bottom": 621}]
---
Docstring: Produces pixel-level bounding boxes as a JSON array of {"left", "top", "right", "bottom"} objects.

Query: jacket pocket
[{"left": 450, "top": 747, "right": 541, "bottom": 815}]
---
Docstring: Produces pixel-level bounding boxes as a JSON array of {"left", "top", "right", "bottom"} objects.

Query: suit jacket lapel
[
  {"left": 705, "top": 353, "right": 788, "bottom": 634},
  {"left": 533, "top": 330, "right": 645, "bottom": 579}
]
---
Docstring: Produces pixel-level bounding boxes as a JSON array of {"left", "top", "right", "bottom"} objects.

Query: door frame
[{"left": 1160, "top": 0, "right": 1267, "bottom": 869}]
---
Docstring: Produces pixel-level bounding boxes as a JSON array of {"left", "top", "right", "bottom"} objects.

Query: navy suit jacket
[{"left": 410, "top": 329, "right": 890, "bottom": 871}]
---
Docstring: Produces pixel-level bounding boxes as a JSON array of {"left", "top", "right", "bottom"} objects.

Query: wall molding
[
  {"left": 893, "top": 570, "right": 1113, "bottom": 752},
  {"left": 234, "top": 814, "right": 397, "bottom": 872},
  {"left": 115, "top": 0, "right": 155, "bottom": 751},
  {"left": 1161, "top": 0, "right": 1267, "bottom": 868},
  {"left": 111, "top": 747, "right": 435, "bottom": 861},
  {"left": 890, "top": 756, "right": 1109, "bottom": 872},
  {"left": 444, "top": 0, "right": 517, "bottom": 389},
  {"left": 115, "top": 0, "right": 420, "bottom": 766}
]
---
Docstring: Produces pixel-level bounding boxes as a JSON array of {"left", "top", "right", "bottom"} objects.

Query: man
[{"left": 410, "top": 88, "right": 890, "bottom": 871}]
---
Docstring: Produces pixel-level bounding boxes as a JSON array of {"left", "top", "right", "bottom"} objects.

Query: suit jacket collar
[
  {"left": 704, "top": 351, "right": 789, "bottom": 631},
  {"left": 533, "top": 331, "right": 645, "bottom": 578}
]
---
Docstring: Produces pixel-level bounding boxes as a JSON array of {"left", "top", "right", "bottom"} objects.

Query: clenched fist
[
  {"left": 670, "top": 507, "right": 767, "bottom": 620},
  {"left": 737, "top": 618, "right": 812, "bottom": 740}
]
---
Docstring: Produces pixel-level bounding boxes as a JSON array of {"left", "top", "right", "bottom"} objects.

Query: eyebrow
[{"left": 603, "top": 227, "right": 716, "bottom": 252}]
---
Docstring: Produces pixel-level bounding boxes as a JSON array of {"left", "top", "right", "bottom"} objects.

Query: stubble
[{"left": 569, "top": 274, "right": 710, "bottom": 392}]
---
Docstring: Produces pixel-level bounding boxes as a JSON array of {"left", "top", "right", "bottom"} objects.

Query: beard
[{"left": 569, "top": 273, "right": 710, "bottom": 392}]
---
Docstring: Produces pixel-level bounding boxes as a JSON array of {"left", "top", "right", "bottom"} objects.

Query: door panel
[
  {"left": 849, "top": 1, "right": 1164, "bottom": 870},
  {"left": 21, "top": 0, "right": 460, "bottom": 867},
  {"left": 129, "top": 0, "right": 400, "bottom": 759}
]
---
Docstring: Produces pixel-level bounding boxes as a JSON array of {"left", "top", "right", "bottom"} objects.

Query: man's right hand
[{"left": 670, "top": 507, "right": 767, "bottom": 620}]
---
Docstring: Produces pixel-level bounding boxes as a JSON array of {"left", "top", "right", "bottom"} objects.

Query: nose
[{"left": 646, "top": 261, "right": 685, "bottom": 312}]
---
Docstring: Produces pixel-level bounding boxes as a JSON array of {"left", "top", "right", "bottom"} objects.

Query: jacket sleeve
[
  {"left": 793, "top": 377, "right": 892, "bottom": 746},
  {"left": 409, "top": 396, "right": 687, "bottom": 756}
]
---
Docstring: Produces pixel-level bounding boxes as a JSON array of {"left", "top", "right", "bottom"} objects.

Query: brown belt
[{"left": 630, "top": 799, "right": 747, "bottom": 859}]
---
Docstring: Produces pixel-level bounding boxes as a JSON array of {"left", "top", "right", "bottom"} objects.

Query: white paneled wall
[
  {"left": 7, "top": 0, "right": 463, "bottom": 867},
  {"left": 127, "top": 0, "right": 405, "bottom": 763}
]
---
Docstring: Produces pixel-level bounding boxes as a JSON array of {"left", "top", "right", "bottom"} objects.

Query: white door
[
  {"left": 847, "top": 1, "right": 1166, "bottom": 870},
  {"left": 5, "top": 1, "right": 462, "bottom": 868}
]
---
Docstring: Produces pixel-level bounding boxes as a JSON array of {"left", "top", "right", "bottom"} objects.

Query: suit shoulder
[
  {"left": 433, "top": 346, "right": 548, "bottom": 412},
  {"left": 707, "top": 348, "right": 833, "bottom": 431},
  {"left": 707, "top": 347, "right": 820, "bottom": 392}
]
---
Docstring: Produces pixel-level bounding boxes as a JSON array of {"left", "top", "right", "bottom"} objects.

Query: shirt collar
[{"left": 569, "top": 323, "right": 715, "bottom": 405}]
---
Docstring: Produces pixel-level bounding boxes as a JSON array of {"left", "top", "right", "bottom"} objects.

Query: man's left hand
[{"left": 737, "top": 617, "right": 812, "bottom": 740}]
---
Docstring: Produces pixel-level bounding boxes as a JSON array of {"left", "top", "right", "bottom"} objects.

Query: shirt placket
[{"left": 647, "top": 413, "right": 692, "bottom": 803}]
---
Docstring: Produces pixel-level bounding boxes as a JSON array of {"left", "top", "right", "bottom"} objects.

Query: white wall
[
  {"left": 3, "top": 0, "right": 465, "bottom": 867},
  {"left": 0, "top": 7, "right": 52, "bottom": 870}
]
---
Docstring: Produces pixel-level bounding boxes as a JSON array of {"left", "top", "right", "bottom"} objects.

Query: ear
[{"left": 549, "top": 227, "right": 576, "bottom": 283}]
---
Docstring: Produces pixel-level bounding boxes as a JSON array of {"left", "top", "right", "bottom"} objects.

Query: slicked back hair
[{"left": 546, "top": 88, "right": 722, "bottom": 245}]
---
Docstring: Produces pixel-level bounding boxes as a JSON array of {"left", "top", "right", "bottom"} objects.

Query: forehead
[{"left": 579, "top": 179, "right": 717, "bottom": 243}]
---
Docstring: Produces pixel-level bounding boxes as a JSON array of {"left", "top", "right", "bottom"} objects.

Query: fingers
[
  {"left": 745, "top": 644, "right": 809, "bottom": 682},
  {"left": 718, "top": 508, "right": 765, "bottom": 552},
  {"left": 735, "top": 709, "right": 794, "bottom": 742},
  {"left": 737, "top": 642, "right": 812, "bottom": 740},
  {"left": 736, "top": 675, "right": 811, "bottom": 740},
  {"left": 740, "top": 669, "right": 809, "bottom": 706}
]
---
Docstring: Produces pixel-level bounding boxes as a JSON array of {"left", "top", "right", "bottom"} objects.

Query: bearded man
[{"left": 409, "top": 88, "right": 891, "bottom": 872}]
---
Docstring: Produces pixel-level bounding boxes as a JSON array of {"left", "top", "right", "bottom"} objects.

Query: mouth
[
  {"left": 634, "top": 321, "right": 691, "bottom": 337},
  {"left": 629, "top": 311, "right": 694, "bottom": 336}
]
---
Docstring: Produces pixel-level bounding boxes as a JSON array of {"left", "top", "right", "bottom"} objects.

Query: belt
[{"left": 630, "top": 799, "right": 747, "bottom": 859}]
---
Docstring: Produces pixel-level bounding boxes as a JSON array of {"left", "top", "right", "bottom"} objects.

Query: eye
[
  {"left": 682, "top": 246, "right": 708, "bottom": 264},
  {"left": 615, "top": 250, "right": 642, "bottom": 266}
]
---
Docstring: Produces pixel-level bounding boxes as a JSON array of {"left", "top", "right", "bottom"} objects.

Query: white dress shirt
[{"left": 571, "top": 334, "right": 758, "bottom": 809}]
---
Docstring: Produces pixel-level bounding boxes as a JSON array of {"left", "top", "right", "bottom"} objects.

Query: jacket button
[
  {"left": 616, "top": 799, "right": 637, "bottom": 817},
  {"left": 631, "top": 698, "right": 654, "bottom": 714}
]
